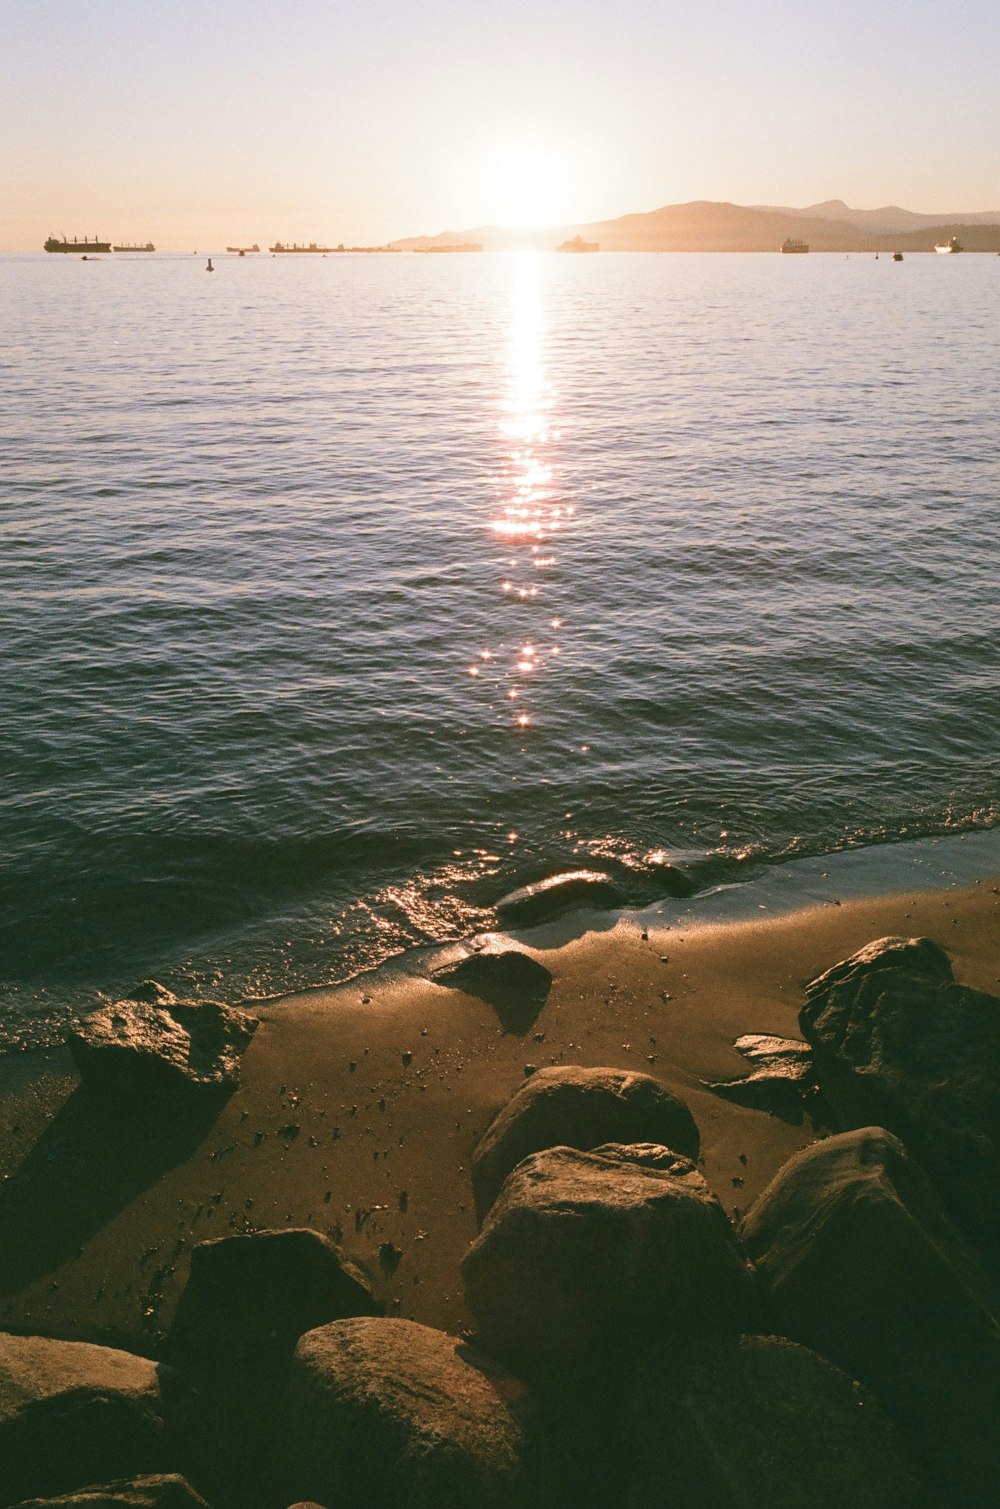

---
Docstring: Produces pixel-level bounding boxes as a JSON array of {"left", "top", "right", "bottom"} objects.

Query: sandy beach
[{"left": 2, "top": 873, "right": 997, "bottom": 1356}]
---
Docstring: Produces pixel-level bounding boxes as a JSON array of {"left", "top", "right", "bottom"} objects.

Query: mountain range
[{"left": 390, "top": 198, "right": 1000, "bottom": 253}]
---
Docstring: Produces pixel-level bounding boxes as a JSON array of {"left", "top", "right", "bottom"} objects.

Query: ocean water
[{"left": 2, "top": 249, "right": 998, "bottom": 1048}]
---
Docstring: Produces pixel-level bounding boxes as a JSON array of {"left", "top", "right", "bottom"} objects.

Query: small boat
[
  {"left": 781, "top": 238, "right": 809, "bottom": 254},
  {"left": 934, "top": 237, "right": 963, "bottom": 253},
  {"left": 892, "top": 252, "right": 904, "bottom": 262}
]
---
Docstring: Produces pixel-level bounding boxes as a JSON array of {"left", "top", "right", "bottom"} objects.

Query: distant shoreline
[
  {"left": 7, "top": 245, "right": 1000, "bottom": 258},
  {"left": 12, "top": 194, "right": 1000, "bottom": 257}
]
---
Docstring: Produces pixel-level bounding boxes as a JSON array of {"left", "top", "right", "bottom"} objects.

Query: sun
[{"left": 491, "top": 147, "right": 562, "bottom": 231}]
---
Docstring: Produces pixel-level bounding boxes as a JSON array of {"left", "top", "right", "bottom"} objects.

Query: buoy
[{"left": 206, "top": 258, "right": 214, "bottom": 272}]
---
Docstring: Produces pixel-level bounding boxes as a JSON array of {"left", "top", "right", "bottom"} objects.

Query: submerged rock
[
  {"left": 432, "top": 950, "right": 552, "bottom": 1034},
  {"left": 167, "top": 1227, "right": 379, "bottom": 1368},
  {"left": 287, "top": 1317, "right": 525, "bottom": 1509},
  {"left": 800, "top": 934, "right": 1000, "bottom": 1253},
  {"left": 463, "top": 1142, "right": 754, "bottom": 1367},
  {"left": 626, "top": 1334, "right": 933, "bottom": 1509},
  {"left": 742, "top": 1126, "right": 1000, "bottom": 1508},
  {"left": 9, "top": 1477, "right": 211, "bottom": 1508},
  {"left": 68, "top": 996, "right": 258, "bottom": 1105},
  {"left": 0, "top": 1334, "right": 168, "bottom": 1507},
  {"left": 494, "top": 871, "right": 626, "bottom": 928},
  {"left": 472, "top": 1065, "right": 701, "bottom": 1222}
]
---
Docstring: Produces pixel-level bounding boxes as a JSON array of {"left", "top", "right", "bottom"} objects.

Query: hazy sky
[{"left": 3, "top": 0, "right": 999, "bottom": 250}]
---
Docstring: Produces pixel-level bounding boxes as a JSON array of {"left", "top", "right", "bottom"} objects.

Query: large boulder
[
  {"left": 286, "top": 1318, "right": 525, "bottom": 1509},
  {"left": 626, "top": 1334, "right": 933, "bottom": 1509},
  {"left": 800, "top": 935, "right": 1000, "bottom": 1254},
  {"left": 741, "top": 1126, "right": 1000, "bottom": 1508},
  {"left": 167, "top": 1227, "right": 378, "bottom": 1368},
  {"left": 68, "top": 994, "right": 258, "bottom": 1105},
  {"left": 462, "top": 1143, "right": 755, "bottom": 1368},
  {"left": 472, "top": 1066, "right": 701, "bottom": 1221},
  {"left": 0, "top": 1335, "right": 168, "bottom": 1507},
  {"left": 10, "top": 1478, "right": 210, "bottom": 1509}
]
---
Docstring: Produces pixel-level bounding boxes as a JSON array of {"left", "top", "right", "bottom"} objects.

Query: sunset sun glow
[{"left": 491, "top": 148, "right": 562, "bottom": 231}]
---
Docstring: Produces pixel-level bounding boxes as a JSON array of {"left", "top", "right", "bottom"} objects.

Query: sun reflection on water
[{"left": 471, "top": 251, "right": 570, "bottom": 731}]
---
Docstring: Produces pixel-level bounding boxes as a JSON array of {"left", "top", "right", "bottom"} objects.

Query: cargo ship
[
  {"left": 415, "top": 243, "right": 484, "bottom": 253},
  {"left": 113, "top": 242, "right": 155, "bottom": 252},
  {"left": 227, "top": 244, "right": 261, "bottom": 254},
  {"left": 44, "top": 235, "right": 111, "bottom": 254},
  {"left": 781, "top": 238, "right": 809, "bottom": 254},
  {"left": 269, "top": 241, "right": 339, "bottom": 253},
  {"left": 557, "top": 235, "right": 599, "bottom": 252}
]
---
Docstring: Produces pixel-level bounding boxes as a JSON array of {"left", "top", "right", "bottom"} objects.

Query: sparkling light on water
[{"left": 1, "top": 250, "right": 998, "bottom": 1044}]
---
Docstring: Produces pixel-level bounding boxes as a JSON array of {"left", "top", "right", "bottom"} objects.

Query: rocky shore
[{"left": 1, "top": 879, "right": 998, "bottom": 1508}]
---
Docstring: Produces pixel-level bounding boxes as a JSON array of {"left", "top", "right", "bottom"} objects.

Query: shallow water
[{"left": 2, "top": 249, "right": 998, "bottom": 1045}]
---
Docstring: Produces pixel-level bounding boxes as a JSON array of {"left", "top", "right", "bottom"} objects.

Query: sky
[{"left": 2, "top": 0, "right": 999, "bottom": 250}]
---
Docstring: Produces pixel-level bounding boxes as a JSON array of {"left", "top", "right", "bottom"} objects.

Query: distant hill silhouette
[
  {"left": 391, "top": 198, "right": 1000, "bottom": 253},
  {"left": 753, "top": 199, "right": 1000, "bottom": 234}
]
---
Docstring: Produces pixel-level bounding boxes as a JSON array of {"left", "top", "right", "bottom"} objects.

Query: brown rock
[
  {"left": 0, "top": 1334, "right": 167, "bottom": 1507},
  {"left": 287, "top": 1318, "right": 524, "bottom": 1509},
  {"left": 705, "top": 1034, "right": 816, "bottom": 1118},
  {"left": 494, "top": 871, "right": 626, "bottom": 927},
  {"left": 68, "top": 996, "right": 258, "bottom": 1105},
  {"left": 9, "top": 1477, "right": 210, "bottom": 1509},
  {"left": 472, "top": 1066, "right": 701, "bottom": 1221},
  {"left": 432, "top": 950, "right": 552, "bottom": 1035},
  {"left": 626, "top": 1334, "right": 934, "bottom": 1509},
  {"left": 167, "top": 1227, "right": 378, "bottom": 1367},
  {"left": 800, "top": 935, "right": 1000, "bottom": 1254},
  {"left": 741, "top": 1126, "right": 1000, "bottom": 1509},
  {"left": 462, "top": 1142, "right": 754, "bottom": 1367}
]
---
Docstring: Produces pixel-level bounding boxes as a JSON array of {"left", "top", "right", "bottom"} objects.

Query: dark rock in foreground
[
  {"left": 166, "top": 1230, "right": 377, "bottom": 1509},
  {"left": 742, "top": 1126, "right": 1000, "bottom": 1509},
  {"left": 627, "top": 1333, "right": 934, "bottom": 1509},
  {"left": 432, "top": 950, "right": 552, "bottom": 1034},
  {"left": 463, "top": 1142, "right": 754, "bottom": 1367},
  {"left": 494, "top": 871, "right": 626, "bottom": 928},
  {"left": 287, "top": 1317, "right": 525, "bottom": 1509},
  {"left": 800, "top": 934, "right": 1000, "bottom": 1255},
  {"left": 472, "top": 1065, "right": 701, "bottom": 1222},
  {"left": 0, "top": 1334, "right": 168, "bottom": 1508},
  {"left": 10, "top": 1476, "right": 211, "bottom": 1508},
  {"left": 68, "top": 994, "right": 258, "bottom": 1105},
  {"left": 167, "top": 1227, "right": 378, "bottom": 1368}
]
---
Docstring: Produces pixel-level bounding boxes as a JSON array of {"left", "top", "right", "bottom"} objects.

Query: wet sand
[{"left": 1, "top": 877, "right": 997, "bottom": 1355}]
